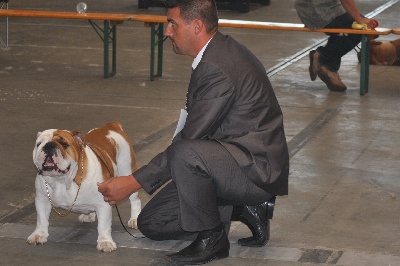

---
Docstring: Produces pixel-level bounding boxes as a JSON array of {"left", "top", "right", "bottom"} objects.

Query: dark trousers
[
  {"left": 137, "top": 139, "right": 272, "bottom": 241},
  {"left": 317, "top": 12, "right": 362, "bottom": 71}
]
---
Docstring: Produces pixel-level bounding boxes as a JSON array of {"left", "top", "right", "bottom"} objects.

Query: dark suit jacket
[{"left": 135, "top": 31, "right": 289, "bottom": 196}]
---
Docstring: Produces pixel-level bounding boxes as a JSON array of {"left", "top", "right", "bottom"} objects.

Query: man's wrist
[{"left": 129, "top": 173, "right": 142, "bottom": 192}]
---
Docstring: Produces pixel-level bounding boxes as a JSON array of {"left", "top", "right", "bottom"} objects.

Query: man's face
[{"left": 165, "top": 7, "right": 197, "bottom": 57}]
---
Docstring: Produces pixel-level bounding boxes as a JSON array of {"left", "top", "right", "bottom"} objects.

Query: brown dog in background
[{"left": 368, "top": 38, "right": 400, "bottom": 65}]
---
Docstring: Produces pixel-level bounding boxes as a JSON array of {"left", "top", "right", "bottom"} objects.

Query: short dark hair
[{"left": 164, "top": 0, "right": 219, "bottom": 33}]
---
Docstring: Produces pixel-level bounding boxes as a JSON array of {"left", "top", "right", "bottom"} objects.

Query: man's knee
[
  {"left": 137, "top": 211, "right": 165, "bottom": 241},
  {"left": 137, "top": 210, "right": 196, "bottom": 241},
  {"left": 167, "top": 139, "right": 194, "bottom": 163},
  {"left": 168, "top": 139, "right": 217, "bottom": 164}
]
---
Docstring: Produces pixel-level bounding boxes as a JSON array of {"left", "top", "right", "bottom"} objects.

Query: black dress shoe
[
  {"left": 164, "top": 224, "right": 230, "bottom": 265},
  {"left": 237, "top": 196, "right": 276, "bottom": 247}
]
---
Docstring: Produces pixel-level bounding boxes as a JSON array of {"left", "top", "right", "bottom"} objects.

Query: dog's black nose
[{"left": 43, "top": 142, "right": 57, "bottom": 156}]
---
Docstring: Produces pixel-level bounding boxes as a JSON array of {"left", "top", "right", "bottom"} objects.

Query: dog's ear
[
  {"left": 37, "top": 131, "right": 42, "bottom": 138},
  {"left": 72, "top": 131, "right": 86, "bottom": 147},
  {"left": 390, "top": 38, "right": 400, "bottom": 47},
  {"left": 390, "top": 39, "right": 400, "bottom": 56},
  {"left": 370, "top": 40, "right": 382, "bottom": 46}
]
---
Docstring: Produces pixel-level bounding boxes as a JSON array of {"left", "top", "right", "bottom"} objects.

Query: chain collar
[{"left": 44, "top": 146, "right": 84, "bottom": 217}]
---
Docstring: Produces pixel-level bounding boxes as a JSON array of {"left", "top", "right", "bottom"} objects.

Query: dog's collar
[{"left": 44, "top": 145, "right": 85, "bottom": 217}]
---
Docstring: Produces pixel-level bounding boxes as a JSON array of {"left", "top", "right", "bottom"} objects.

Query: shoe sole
[
  {"left": 317, "top": 70, "right": 347, "bottom": 92},
  {"left": 238, "top": 238, "right": 268, "bottom": 247},
  {"left": 164, "top": 251, "right": 229, "bottom": 265}
]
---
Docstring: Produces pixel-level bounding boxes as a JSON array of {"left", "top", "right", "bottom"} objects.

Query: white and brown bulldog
[
  {"left": 27, "top": 121, "right": 141, "bottom": 252},
  {"left": 369, "top": 38, "right": 400, "bottom": 65},
  {"left": 358, "top": 38, "right": 400, "bottom": 66}
]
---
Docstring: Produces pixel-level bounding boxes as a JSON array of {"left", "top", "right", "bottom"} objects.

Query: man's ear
[{"left": 194, "top": 19, "right": 204, "bottom": 35}]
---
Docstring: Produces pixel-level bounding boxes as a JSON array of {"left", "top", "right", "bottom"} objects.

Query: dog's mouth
[{"left": 39, "top": 154, "right": 70, "bottom": 176}]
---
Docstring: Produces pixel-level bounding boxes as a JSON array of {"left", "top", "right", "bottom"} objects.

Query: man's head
[{"left": 164, "top": 0, "right": 219, "bottom": 57}]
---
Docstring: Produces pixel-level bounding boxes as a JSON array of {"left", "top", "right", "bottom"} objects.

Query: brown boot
[
  {"left": 309, "top": 50, "right": 321, "bottom": 81},
  {"left": 317, "top": 66, "right": 347, "bottom": 92}
]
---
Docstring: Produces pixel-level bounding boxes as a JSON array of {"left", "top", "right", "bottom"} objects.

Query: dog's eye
[
  {"left": 58, "top": 140, "right": 69, "bottom": 149},
  {"left": 36, "top": 142, "right": 41, "bottom": 148},
  {"left": 60, "top": 142, "right": 69, "bottom": 149}
]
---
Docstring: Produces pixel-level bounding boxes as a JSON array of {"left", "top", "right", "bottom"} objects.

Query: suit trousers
[
  {"left": 317, "top": 12, "right": 362, "bottom": 71},
  {"left": 137, "top": 139, "right": 273, "bottom": 241}
]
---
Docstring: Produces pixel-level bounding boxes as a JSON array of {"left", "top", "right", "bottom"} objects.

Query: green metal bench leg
[
  {"left": 150, "top": 24, "right": 155, "bottom": 81},
  {"left": 104, "top": 20, "right": 109, "bottom": 78},
  {"left": 112, "top": 23, "right": 117, "bottom": 76},
  {"left": 88, "top": 20, "right": 117, "bottom": 78},
  {"left": 150, "top": 23, "right": 164, "bottom": 81},
  {"left": 359, "top": 34, "right": 370, "bottom": 95},
  {"left": 103, "top": 20, "right": 117, "bottom": 78}
]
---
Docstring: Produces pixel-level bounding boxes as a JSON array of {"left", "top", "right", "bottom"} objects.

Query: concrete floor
[{"left": 1, "top": 0, "right": 400, "bottom": 265}]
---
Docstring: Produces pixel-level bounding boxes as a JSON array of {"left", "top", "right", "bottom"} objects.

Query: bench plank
[
  {"left": 0, "top": 9, "right": 167, "bottom": 23},
  {"left": 0, "top": 9, "right": 167, "bottom": 80},
  {"left": 218, "top": 19, "right": 392, "bottom": 35},
  {"left": 393, "top": 28, "right": 400, "bottom": 34}
]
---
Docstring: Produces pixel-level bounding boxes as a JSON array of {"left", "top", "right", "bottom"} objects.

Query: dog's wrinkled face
[{"left": 34, "top": 129, "right": 81, "bottom": 177}]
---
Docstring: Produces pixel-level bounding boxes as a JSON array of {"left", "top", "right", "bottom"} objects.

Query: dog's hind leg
[
  {"left": 114, "top": 136, "right": 142, "bottom": 229},
  {"left": 128, "top": 192, "right": 141, "bottom": 229}
]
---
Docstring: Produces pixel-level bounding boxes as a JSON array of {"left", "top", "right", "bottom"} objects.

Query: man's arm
[
  {"left": 97, "top": 174, "right": 142, "bottom": 205},
  {"left": 340, "top": 0, "right": 378, "bottom": 29}
]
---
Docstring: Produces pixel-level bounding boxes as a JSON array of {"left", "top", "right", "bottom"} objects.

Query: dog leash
[
  {"left": 86, "top": 142, "right": 142, "bottom": 239},
  {"left": 114, "top": 204, "right": 141, "bottom": 239}
]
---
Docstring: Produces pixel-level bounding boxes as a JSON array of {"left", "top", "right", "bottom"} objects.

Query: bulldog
[
  {"left": 359, "top": 38, "right": 400, "bottom": 66},
  {"left": 27, "top": 121, "right": 141, "bottom": 252},
  {"left": 369, "top": 38, "right": 400, "bottom": 65}
]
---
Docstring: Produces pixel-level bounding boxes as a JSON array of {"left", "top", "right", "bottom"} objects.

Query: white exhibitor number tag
[{"left": 173, "top": 109, "right": 188, "bottom": 139}]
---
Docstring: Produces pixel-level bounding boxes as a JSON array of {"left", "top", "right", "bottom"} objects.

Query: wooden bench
[
  {"left": 217, "top": 19, "right": 392, "bottom": 95},
  {"left": 0, "top": 9, "right": 394, "bottom": 95},
  {"left": 0, "top": 9, "right": 167, "bottom": 79},
  {"left": 393, "top": 28, "right": 400, "bottom": 34}
]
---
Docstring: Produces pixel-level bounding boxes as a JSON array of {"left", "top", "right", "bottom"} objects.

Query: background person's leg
[{"left": 317, "top": 13, "right": 362, "bottom": 71}]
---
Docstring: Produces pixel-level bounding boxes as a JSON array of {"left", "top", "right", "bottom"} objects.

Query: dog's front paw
[
  {"left": 78, "top": 213, "right": 96, "bottom": 223},
  {"left": 27, "top": 230, "right": 48, "bottom": 245},
  {"left": 128, "top": 218, "right": 138, "bottom": 229},
  {"left": 97, "top": 240, "right": 117, "bottom": 252}
]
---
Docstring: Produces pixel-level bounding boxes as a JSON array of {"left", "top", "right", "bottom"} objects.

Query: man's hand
[
  {"left": 97, "top": 174, "right": 142, "bottom": 205},
  {"left": 358, "top": 17, "right": 379, "bottom": 30},
  {"left": 340, "top": 0, "right": 379, "bottom": 29}
]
